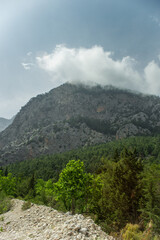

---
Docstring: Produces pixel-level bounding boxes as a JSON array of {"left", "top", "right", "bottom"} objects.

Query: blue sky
[{"left": 1, "top": 0, "right": 160, "bottom": 118}]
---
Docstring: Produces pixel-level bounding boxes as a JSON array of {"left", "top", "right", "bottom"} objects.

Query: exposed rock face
[
  {"left": 116, "top": 123, "right": 151, "bottom": 139},
  {"left": 0, "top": 199, "right": 114, "bottom": 240},
  {"left": 0, "top": 83, "right": 160, "bottom": 165}
]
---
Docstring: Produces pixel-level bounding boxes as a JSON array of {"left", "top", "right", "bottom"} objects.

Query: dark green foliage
[
  {"left": 111, "top": 150, "right": 143, "bottom": 226},
  {"left": 141, "top": 164, "right": 160, "bottom": 234},
  {"left": 1, "top": 135, "right": 160, "bottom": 235},
  {"left": 98, "top": 150, "right": 143, "bottom": 231},
  {"left": 4, "top": 167, "right": 8, "bottom": 177},
  {"left": 68, "top": 116, "right": 116, "bottom": 134},
  {"left": 6, "top": 135, "right": 160, "bottom": 182},
  {"left": 16, "top": 178, "right": 31, "bottom": 198},
  {"left": 27, "top": 173, "right": 36, "bottom": 198}
]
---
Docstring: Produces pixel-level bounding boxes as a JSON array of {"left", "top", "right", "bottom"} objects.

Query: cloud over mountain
[{"left": 37, "top": 45, "right": 160, "bottom": 95}]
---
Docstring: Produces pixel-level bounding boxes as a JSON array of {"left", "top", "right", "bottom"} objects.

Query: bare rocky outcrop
[
  {"left": 0, "top": 199, "right": 114, "bottom": 240},
  {"left": 116, "top": 123, "right": 151, "bottom": 139},
  {"left": 0, "top": 83, "right": 160, "bottom": 165}
]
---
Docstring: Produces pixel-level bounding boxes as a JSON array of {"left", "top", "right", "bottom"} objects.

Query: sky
[{"left": 1, "top": 0, "right": 160, "bottom": 118}]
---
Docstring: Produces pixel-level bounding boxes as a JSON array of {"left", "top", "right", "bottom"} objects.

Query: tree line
[{"left": 1, "top": 146, "right": 160, "bottom": 239}]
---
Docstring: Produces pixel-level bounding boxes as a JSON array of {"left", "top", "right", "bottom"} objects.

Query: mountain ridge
[{"left": 0, "top": 83, "right": 160, "bottom": 166}]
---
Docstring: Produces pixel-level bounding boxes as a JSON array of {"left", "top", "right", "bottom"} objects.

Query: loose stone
[{"left": 0, "top": 199, "right": 115, "bottom": 240}]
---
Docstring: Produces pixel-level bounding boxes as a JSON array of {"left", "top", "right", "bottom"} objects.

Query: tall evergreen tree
[{"left": 101, "top": 149, "right": 143, "bottom": 229}]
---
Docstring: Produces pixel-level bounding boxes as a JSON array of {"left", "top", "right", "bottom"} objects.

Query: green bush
[
  {"left": 121, "top": 223, "right": 143, "bottom": 240},
  {"left": 21, "top": 201, "right": 32, "bottom": 211},
  {"left": 0, "top": 191, "right": 12, "bottom": 214}
]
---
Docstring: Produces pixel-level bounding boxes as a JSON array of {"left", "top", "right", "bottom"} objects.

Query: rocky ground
[{"left": 0, "top": 199, "right": 114, "bottom": 240}]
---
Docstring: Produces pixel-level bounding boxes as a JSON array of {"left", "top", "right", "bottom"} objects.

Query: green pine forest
[{"left": 1, "top": 135, "right": 160, "bottom": 239}]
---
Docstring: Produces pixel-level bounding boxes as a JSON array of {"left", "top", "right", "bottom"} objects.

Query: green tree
[
  {"left": 25, "top": 173, "right": 36, "bottom": 199},
  {"left": 0, "top": 171, "right": 16, "bottom": 196},
  {"left": 141, "top": 164, "right": 160, "bottom": 234},
  {"left": 101, "top": 149, "right": 143, "bottom": 229},
  {"left": 54, "top": 160, "right": 91, "bottom": 214},
  {"left": 111, "top": 149, "right": 143, "bottom": 226},
  {"left": 87, "top": 175, "right": 103, "bottom": 216},
  {"left": 35, "top": 178, "right": 55, "bottom": 205}
]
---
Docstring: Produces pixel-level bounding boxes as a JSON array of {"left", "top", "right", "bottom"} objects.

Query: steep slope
[
  {"left": 0, "top": 83, "right": 160, "bottom": 166},
  {"left": 0, "top": 117, "right": 13, "bottom": 132}
]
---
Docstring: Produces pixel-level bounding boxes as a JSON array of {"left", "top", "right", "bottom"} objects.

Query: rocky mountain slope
[
  {"left": 0, "top": 199, "right": 114, "bottom": 240},
  {"left": 0, "top": 83, "right": 160, "bottom": 166},
  {"left": 0, "top": 117, "right": 13, "bottom": 132}
]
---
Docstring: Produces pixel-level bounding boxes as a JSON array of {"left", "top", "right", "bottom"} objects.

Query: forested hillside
[
  {"left": 6, "top": 135, "right": 160, "bottom": 180},
  {"left": 1, "top": 135, "right": 160, "bottom": 239}
]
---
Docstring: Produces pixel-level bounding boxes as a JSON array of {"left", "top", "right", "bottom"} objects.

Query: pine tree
[{"left": 102, "top": 149, "right": 143, "bottom": 229}]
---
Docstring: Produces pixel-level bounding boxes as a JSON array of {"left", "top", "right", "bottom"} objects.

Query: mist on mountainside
[{"left": 37, "top": 45, "right": 160, "bottom": 96}]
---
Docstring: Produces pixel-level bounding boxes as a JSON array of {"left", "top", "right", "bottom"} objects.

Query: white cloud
[
  {"left": 21, "top": 62, "right": 34, "bottom": 70},
  {"left": 144, "top": 61, "right": 160, "bottom": 95},
  {"left": 37, "top": 45, "right": 160, "bottom": 95}
]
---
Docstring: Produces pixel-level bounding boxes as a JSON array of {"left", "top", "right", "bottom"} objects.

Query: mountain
[
  {"left": 0, "top": 83, "right": 160, "bottom": 166},
  {"left": 0, "top": 117, "right": 14, "bottom": 132}
]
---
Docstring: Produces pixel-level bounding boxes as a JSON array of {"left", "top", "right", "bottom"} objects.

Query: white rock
[
  {"left": 0, "top": 199, "right": 114, "bottom": 240},
  {"left": 74, "top": 224, "right": 81, "bottom": 231},
  {"left": 80, "top": 227, "right": 88, "bottom": 235}
]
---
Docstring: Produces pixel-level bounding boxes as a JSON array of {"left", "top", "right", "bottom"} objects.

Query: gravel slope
[{"left": 0, "top": 199, "right": 114, "bottom": 240}]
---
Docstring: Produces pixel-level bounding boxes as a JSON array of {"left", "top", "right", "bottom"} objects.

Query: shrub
[
  {"left": 21, "top": 201, "right": 32, "bottom": 211},
  {"left": 0, "top": 191, "right": 12, "bottom": 214},
  {"left": 121, "top": 223, "right": 143, "bottom": 240}
]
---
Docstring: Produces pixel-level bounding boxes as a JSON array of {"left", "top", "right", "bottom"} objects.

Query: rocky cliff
[{"left": 0, "top": 83, "right": 160, "bottom": 166}]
